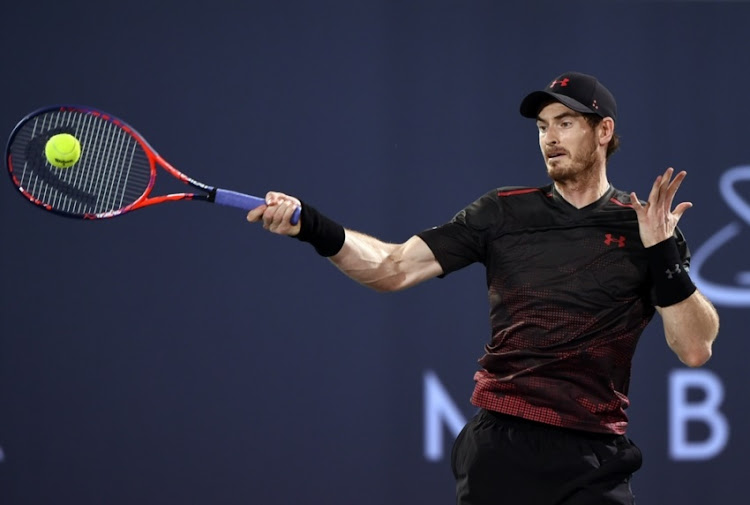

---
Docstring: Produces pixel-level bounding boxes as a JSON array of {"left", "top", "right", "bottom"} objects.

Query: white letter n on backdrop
[
  {"left": 669, "top": 369, "right": 729, "bottom": 461},
  {"left": 423, "top": 370, "right": 466, "bottom": 462}
]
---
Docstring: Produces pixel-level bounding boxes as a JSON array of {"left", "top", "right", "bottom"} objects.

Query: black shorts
[{"left": 451, "top": 409, "right": 643, "bottom": 505}]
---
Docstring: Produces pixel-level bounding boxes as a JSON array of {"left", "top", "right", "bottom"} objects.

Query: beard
[{"left": 546, "top": 137, "right": 600, "bottom": 184}]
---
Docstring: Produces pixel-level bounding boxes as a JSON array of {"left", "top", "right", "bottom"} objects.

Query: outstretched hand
[
  {"left": 630, "top": 167, "right": 693, "bottom": 248},
  {"left": 246, "top": 191, "right": 302, "bottom": 236}
]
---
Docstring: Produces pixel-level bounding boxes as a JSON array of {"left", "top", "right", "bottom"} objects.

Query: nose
[{"left": 544, "top": 128, "right": 558, "bottom": 145}]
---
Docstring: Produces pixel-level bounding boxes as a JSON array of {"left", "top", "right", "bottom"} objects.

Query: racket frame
[{"left": 6, "top": 105, "right": 220, "bottom": 220}]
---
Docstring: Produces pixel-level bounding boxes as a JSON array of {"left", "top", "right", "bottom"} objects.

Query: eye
[
  {"left": 537, "top": 124, "right": 547, "bottom": 133},
  {"left": 561, "top": 120, "right": 572, "bottom": 128}
]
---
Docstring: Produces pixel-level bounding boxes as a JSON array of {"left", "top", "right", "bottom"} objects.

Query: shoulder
[
  {"left": 494, "top": 184, "right": 554, "bottom": 215},
  {"left": 608, "top": 187, "right": 636, "bottom": 207},
  {"left": 461, "top": 184, "right": 551, "bottom": 214},
  {"left": 603, "top": 187, "right": 647, "bottom": 212},
  {"left": 496, "top": 184, "right": 553, "bottom": 199},
  {"left": 451, "top": 184, "right": 552, "bottom": 229}
]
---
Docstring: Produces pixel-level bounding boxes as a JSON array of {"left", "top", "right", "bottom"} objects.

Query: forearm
[
  {"left": 329, "top": 230, "right": 401, "bottom": 291},
  {"left": 330, "top": 231, "right": 441, "bottom": 292},
  {"left": 659, "top": 290, "right": 719, "bottom": 367}
]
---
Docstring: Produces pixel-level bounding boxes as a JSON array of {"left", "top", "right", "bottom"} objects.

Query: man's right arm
[{"left": 246, "top": 192, "right": 444, "bottom": 292}]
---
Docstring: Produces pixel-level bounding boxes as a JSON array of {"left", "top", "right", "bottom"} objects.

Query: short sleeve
[{"left": 416, "top": 190, "right": 500, "bottom": 276}]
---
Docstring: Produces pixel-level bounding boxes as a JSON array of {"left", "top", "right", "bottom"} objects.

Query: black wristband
[
  {"left": 646, "top": 237, "right": 696, "bottom": 307},
  {"left": 293, "top": 201, "right": 345, "bottom": 257}
]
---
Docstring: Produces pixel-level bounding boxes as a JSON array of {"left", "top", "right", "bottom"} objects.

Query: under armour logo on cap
[
  {"left": 550, "top": 78, "right": 570, "bottom": 88},
  {"left": 520, "top": 72, "right": 617, "bottom": 121}
]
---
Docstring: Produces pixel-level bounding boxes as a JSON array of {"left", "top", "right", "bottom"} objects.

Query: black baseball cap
[{"left": 519, "top": 72, "right": 617, "bottom": 121}]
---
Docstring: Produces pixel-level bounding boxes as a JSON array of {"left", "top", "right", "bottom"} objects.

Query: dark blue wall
[{"left": 2, "top": 1, "right": 748, "bottom": 504}]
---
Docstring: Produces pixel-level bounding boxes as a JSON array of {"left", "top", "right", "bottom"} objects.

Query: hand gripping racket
[{"left": 5, "top": 105, "right": 300, "bottom": 223}]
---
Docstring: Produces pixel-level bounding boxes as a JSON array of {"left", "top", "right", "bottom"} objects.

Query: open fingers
[
  {"left": 647, "top": 167, "right": 688, "bottom": 209},
  {"left": 664, "top": 170, "right": 687, "bottom": 209},
  {"left": 630, "top": 192, "right": 644, "bottom": 212},
  {"left": 673, "top": 201, "right": 693, "bottom": 221},
  {"left": 651, "top": 167, "right": 674, "bottom": 203},
  {"left": 647, "top": 173, "right": 663, "bottom": 206},
  {"left": 659, "top": 167, "right": 673, "bottom": 200}
]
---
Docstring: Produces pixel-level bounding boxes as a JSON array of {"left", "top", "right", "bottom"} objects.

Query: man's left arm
[
  {"left": 631, "top": 167, "right": 720, "bottom": 367},
  {"left": 657, "top": 291, "right": 719, "bottom": 367}
]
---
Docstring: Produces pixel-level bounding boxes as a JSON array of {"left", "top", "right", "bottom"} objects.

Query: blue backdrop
[{"left": 1, "top": 1, "right": 748, "bottom": 504}]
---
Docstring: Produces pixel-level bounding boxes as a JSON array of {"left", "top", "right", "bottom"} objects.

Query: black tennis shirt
[{"left": 417, "top": 184, "right": 690, "bottom": 434}]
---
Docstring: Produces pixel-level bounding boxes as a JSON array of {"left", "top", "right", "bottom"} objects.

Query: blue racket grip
[{"left": 214, "top": 189, "right": 301, "bottom": 225}]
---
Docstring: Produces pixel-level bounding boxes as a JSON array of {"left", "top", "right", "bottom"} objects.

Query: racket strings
[{"left": 8, "top": 109, "right": 152, "bottom": 216}]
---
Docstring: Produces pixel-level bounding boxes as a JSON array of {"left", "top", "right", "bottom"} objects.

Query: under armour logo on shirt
[{"left": 604, "top": 234, "right": 626, "bottom": 247}]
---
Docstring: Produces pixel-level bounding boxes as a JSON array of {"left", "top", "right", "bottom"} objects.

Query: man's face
[{"left": 536, "top": 102, "right": 600, "bottom": 183}]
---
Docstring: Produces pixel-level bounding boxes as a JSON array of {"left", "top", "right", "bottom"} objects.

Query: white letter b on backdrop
[{"left": 669, "top": 369, "right": 729, "bottom": 461}]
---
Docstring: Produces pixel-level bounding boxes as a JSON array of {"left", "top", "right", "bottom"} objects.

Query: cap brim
[{"left": 519, "top": 91, "right": 597, "bottom": 118}]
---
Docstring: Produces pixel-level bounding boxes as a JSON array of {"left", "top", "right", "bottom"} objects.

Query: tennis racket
[{"left": 5, "top": 105, "right": 300, "bottom": 223}]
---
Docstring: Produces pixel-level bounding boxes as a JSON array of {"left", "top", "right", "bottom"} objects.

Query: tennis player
[{"left": 246, "top": 71, "right": 720, "bottom": 505}]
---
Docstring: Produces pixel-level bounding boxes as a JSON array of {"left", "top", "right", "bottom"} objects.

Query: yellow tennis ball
[{"left": 45, "top": 133, "right": 81, "bottom": 168}]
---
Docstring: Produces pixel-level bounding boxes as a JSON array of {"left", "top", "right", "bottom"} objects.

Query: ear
[{"left": 598, "top": 117, "right": 615, "bottom": 147}]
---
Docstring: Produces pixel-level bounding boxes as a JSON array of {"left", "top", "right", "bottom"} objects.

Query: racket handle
[{"left": 214, "top": 189, "right": 301, "bottom": 225}]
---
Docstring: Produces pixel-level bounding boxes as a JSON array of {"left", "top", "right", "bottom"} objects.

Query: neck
[{"left": 553, "top": 170, "right": 610, "bottom": 209}]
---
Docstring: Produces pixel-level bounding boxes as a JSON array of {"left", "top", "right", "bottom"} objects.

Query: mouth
[{"left": 546, "top": 151, "right": 567, "bottom": 161}]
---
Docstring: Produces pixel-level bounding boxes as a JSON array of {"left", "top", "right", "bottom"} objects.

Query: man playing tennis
[{"left": 246, "top": 71, "right": 719, "bottom": 505}]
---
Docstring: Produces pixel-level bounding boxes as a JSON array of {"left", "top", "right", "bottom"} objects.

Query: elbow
[
  {"left": 369, "top": 275, "right": 409, "bottom": 293},
  {"left": 679, "top": 345, "right": 713, "bottom": 368},
  {"left": 370, "top": 282, "right": 397, "bottom": 294},
  {"left": 365, "top": 273, "right": 407, "bottom": 294}
]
